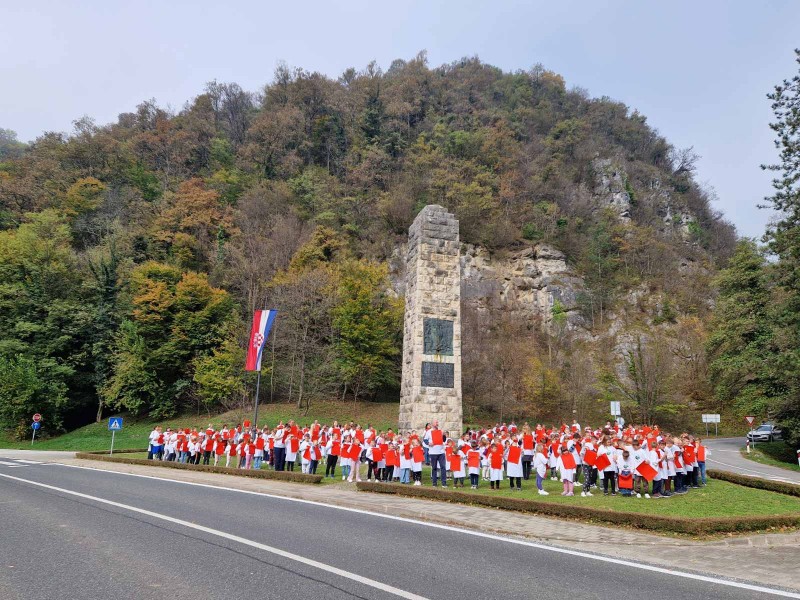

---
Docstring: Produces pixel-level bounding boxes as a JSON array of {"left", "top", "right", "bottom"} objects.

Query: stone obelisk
[{"left": 399, "top": 205, "right": 463, "bottom": 437}]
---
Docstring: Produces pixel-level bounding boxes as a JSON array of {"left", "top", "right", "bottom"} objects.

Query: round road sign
[{"left": 33, "top": 413, "right": 42, "bottom": 423}]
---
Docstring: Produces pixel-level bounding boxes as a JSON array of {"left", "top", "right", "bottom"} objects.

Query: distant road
[
  {"left": 703, "top": 437, "right": 800, "bottom": 485},
  {"left": 0, "top": 457, "right": 795, "bottom": 599}
]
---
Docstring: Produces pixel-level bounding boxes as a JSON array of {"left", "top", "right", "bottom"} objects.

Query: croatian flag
[{"left": 245, "top": 309, "right": 277, "bottom": 371}]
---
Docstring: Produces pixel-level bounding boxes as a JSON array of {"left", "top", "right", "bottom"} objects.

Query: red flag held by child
[
  {"left": 507, "top": 445, "right": 522, "bottom": 464},
  {"left": 349, "top": 443, "right": 362, "bottom": 461},
  {"left": 448, "top": 453, "right": 461, "bottom": 472},
  {"left": 561, "top": 452, "right": 576, "bottom": 470},
  {"left": 594, "top": 453, "right": 611, "bottom": 472},
  {"left": 583, "top": 449, "right": 597, "bottom": 467},
  {"left": 412, "top": 446, "right": 424, "bottom": 463},
  {"left": 490, "top": 449, "right": 503, "bottom": 470},
  {"left": 636, "top": 461, "right": 658, "bottom": 481}
]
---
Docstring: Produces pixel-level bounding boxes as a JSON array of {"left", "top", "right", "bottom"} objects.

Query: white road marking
[
  {"left": 36, "top": 462, "right": 800, "bottom": 598},
  {"left": 0, "top": 461, "right": 21, "bottom": 467},
  {"left": 0, "top": 472, "right": 429, "bottom": 600},
  {"left": 14, "top": 459, "right": 43, "bottom": 465}
]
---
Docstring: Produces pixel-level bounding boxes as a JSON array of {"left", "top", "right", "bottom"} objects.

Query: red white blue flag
[{"left": 245, "top": 309, "right": 277, "bottom": 371}]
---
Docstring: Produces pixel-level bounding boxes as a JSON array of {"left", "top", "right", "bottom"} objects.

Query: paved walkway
[
  {"left": 704, "top": 437, "right": 800, "bottom": 485},
  {"left": 37, "top": 455, "right": 799, "bottom": 592}
]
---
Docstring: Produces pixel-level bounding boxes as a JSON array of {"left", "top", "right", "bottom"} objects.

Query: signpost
[
  {"left": 745, "top": 415, "right": 756, "bottom": 447},
  {"left": 610, "top": 401, "right": 621, "bottom": 418},
  {"left": 31, "top": 418, "right": 41, "bottom": 445},
  {"left": 108, "top": 417, "right": 123, "bottom": 455},
  {"left": 701, "top": 414, "right": 721, "bottom": 436}
]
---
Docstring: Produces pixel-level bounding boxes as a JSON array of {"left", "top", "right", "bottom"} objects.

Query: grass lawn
[
  {"left": 741, "top": 441, "right": 800, "bottom": 473},
  {"left": 103, "top": 453, "right": 800, "bottom": 519},
  {"left": 0, "top": 401, "right": 400, "bottom": 452}
]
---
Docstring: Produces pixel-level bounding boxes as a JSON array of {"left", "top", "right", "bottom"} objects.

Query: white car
[{"left": 746, "top": 423, "right": 783, "bottom": 442}]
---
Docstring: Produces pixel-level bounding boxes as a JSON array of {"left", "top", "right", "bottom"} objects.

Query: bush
[
  {"left": 706, "top": 469, "right": 800, "bottom": 497},
  {"left": 75, "top": 452, "right": 323, "bottom": 484},
  {"left": 356, "top": 482, "right": 800, "bottom": 534}
]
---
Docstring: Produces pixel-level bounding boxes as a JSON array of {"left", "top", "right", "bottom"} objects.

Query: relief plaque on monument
[
  {"left": 421, "top": 361, "right": 455, "bottom": 388},
  {"left": 423, "top": 318, "right": 453, "bottom": 356}
]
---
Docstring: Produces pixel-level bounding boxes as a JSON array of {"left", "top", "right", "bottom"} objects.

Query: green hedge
[
  {"left": 356, "top": 482, "right": 800, "bottom": 535},
  {"left": 75, "top": 452, "right": 323, "bottom": 484},
  {"left": 706, "top": 469, "right": 800, "bottom": 497}
]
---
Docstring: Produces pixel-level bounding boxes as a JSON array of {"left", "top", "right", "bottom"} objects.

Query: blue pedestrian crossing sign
[{"left": 108, "top": 417, "right": 123, "bottom": 431}]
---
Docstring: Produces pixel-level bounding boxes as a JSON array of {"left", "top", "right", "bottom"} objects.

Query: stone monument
[{"left": 399, "top": 205, "right": 463, "bottom": 437}]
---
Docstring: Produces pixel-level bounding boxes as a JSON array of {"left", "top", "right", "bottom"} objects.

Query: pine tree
[
  {"left": 706, "top": 240, "right": 774, "bottom": 415},
  {"left": 762, "top": 49, "right": 800, "bottom": 445}
]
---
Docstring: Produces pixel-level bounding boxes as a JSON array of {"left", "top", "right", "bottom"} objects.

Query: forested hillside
[{"left": 0, "top": 53, "right": 740, "bottom": 437}]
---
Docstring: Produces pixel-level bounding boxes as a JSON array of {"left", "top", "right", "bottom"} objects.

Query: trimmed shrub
[
  {"left": 356, "top": 482, "right": 800, "bottom": 534},
  {"left": 707, "top": 469, "right": 800, "bottom": 497},
  {"left": 75, "top": 452, "right": 322, "bottom": 484}
]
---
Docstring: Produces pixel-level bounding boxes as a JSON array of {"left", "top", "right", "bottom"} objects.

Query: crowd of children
[{"left": 146, "top": 418, "right": 709, "bottom": 499}]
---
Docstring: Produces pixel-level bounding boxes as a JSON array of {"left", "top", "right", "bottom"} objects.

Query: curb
[{"left": 75, "top": 452, "right": 323, "bottom": 484}]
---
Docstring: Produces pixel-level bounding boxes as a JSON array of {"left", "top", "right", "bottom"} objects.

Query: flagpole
[
  {"left": 253, "top": 369, "right": 262, "bottom": 431},
  {"left": 269, "top": 318, "right": 277, "bottom": 403}
]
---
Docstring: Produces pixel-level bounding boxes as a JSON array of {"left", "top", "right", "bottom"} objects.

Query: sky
[{"left": 2, "top": 1, "right": 798, "bottom": 239}]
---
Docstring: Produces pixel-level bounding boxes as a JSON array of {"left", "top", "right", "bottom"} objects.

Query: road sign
[
  {"left": 32, "top": 413, "right": 42, "bottom": 423},
  {"left": 745, "top": 416, "right": 755, "bottom": 426},
  {"left": 31, "top": 422, "right": 41, "bottom": 431},
  {"left": 108, "top": 417, "right": 123, "bottom": 455},
  {"left": 701, "top": 414, "right": 721, "bottom": 436},
  {"left": 610, "top": 401, "right": 621, "bottom": 416}
]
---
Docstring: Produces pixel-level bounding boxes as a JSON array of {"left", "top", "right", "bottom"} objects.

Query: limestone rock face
[
  {"left": 393, "top": 241, "right": 586, "bottom": 335},
  {"left": 399, "top": 205, "right": 463, "bottom": 437},
  {"left": 593, "top": 158, "right": 632, "bottom": 222},
  {"left": 461, "top": 244, "right": 586, "bottom": 332}
]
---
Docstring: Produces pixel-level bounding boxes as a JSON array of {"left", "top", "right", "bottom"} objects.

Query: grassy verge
[
  {"left": 740, "top": 441, "right": 800, "bottom": 473},
  {"left": 356, "top": 478, "right": 800, "bottom": 534},
  {"left": 397, "top": 472, "right": 800, "bottom": 518},
  {"left": 0, "top": 401, "right": 400, "bottom": 452}
]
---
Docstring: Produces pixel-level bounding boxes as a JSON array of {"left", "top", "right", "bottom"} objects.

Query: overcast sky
[{"left": 3, "top": 1, "right": 798, "bottom": 239}]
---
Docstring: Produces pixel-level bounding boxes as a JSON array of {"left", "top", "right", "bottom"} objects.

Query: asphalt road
[
  {"left": 0, "top": 458, "right": 797, "bottom": 600},
  {"left": 703, "top": 437, "right": 800, "bottom": 485}
]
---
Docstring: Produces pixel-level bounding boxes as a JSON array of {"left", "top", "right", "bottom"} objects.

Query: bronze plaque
[
  {"left": 421, "top": 361, "right": 454, "bottom": 388},
  {"left": 423, "top": 318, "right": 453, "bottom": 356}
]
